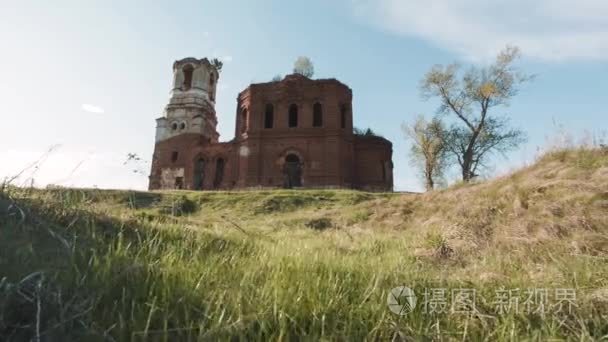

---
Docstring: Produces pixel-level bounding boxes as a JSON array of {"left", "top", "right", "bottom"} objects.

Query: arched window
[
  {"left": 381, "top": 161, "right": 386, "bottom": 182},
  {"left": 241, "top": 108, "right": 248, "bottom": 134},
  {"left": 340, "top": 104, "right": 348, "bottom": 129},
  {"left": 288, "top": 104, "right": 298, "bottom": 128},
  {"left": 171, "top": 122, "right": 178, "bottom": 131},
  {"left": 171, "top": 151, "right": 179, "bottom": 163},
  {"left": 182, "top": 64, "right": 194, "bottom": 90},
  {"left": 213, "top": 158, "right": 225, "bottom": 189},
  {"left": 313, "top": 103, "right": 323, "bottom": 127},
  {"left": 209, "top": 73, "right": 215, "bottom": 86},
  {"left": 264, "top": 104, "right": 274, "bottom": 129}
]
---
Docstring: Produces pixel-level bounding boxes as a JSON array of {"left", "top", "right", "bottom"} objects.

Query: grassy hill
[{"left": 1, "top": 148, "right": 607, "bottom": 340}]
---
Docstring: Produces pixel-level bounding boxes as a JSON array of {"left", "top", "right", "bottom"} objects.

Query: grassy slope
[{"left": 1, "top": 148, "right": 607, "bottom": 340}]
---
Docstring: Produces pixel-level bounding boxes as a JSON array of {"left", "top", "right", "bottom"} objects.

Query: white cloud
[
  {"left": 81, "top": 103, "right": 105, "bottom": 114},
  {"left": 353, "top": 0, "right": 608, "bottom": 61}
]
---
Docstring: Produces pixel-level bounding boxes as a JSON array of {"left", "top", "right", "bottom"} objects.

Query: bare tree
[
  {"left": 421, "top": 46, "right": 530, "bottom": 181},
  {"left": 293, "top": 56, "right": 314, "bottom": 78},
  {"left": 123, "top": 153, "right": 148, "bottom": 176},
  {"left": 403, "top": 116, "right": 448, "bottom": 191}
]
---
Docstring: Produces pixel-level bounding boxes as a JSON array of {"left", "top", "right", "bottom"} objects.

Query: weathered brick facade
[{"left": 149, "top": 57, "right": 393, "bottom": 191}]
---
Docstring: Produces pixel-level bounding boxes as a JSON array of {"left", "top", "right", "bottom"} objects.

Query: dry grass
[{"left": 1, "top": 147, "right": 607, "bottom": 340}]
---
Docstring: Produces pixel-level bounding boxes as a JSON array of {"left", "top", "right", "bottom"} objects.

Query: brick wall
[{"left": 149, "top": 74, "right": 393, "bottom": 192}]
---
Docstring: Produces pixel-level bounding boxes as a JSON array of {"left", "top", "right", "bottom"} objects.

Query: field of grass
[{"left": 1, "top": 148, "right": 608, "bottom": 341}]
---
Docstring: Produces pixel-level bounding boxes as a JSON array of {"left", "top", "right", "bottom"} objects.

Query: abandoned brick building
[{"left": 148, "top": 57, "right": 393, "bottom": 191}]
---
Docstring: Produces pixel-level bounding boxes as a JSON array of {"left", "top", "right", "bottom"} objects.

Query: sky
[{"left": 0, "top": 0, "right": 606, "bottom": 191}]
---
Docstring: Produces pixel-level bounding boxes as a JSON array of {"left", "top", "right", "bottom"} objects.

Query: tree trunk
[
  {"left": 461, "top": 126, "right": 482, "bottom": 182},
  {"left": 461, "top": 149, "right": 474, "bottom": 182},
  {"left": 425, "top": 160, "right": 434, "bottom": 191},
  {"left": 425, "top": 173, "right": 434, "bottom": 191}
]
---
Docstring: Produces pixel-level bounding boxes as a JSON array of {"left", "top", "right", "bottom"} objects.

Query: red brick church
[{"left": 148, "top": 57, "right": 393, "bottom": 191}]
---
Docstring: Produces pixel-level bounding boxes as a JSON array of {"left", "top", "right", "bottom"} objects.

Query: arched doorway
[
  {"left": 193, "top": 158, "right": 205, "bottom": 190},
  {"left": 283, "top": 154, "right": 302, "bottom": 188},
  {"left": 213, "top": 158, "right": 225, "bottom": 189}
]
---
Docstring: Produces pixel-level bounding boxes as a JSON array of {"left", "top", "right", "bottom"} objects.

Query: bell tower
[{"left": 154, "top": 57, "right": 220, "bottom": 143}]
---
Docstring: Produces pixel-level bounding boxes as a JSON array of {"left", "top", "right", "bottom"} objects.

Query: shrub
[
  {"left": 158, "top": 195, "right": 199, "bottom": 216},
  {"left": 305, "top": 218, "right": 333, "bottom": 230}
]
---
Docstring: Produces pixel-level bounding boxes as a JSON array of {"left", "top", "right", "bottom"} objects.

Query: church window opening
[
  {"left": 340, "top": 104, "right": 348, "bottom": 129},
  {"left": 241, "top": 108, "right": 248, "bottom": 134},
  {"left": 288, "top": 104, "right": 298, "bottom": 128},
  {"left": 182, "top": 64, "right": 194, "bottom": 90},
  {"left": 313, "top": 102, "right": 323, "bottom": 127},
  {"left": 264, "top": 104, "right": 274, "bottom": 129}
]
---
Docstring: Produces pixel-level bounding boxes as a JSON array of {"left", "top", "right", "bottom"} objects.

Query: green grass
[{"left": 1, "top": 149, "right": 608, "bottom": 340}]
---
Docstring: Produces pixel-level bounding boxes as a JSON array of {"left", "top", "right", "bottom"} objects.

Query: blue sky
[{"left": 1, "top": 0, "right": 606, "bottom": 191}]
